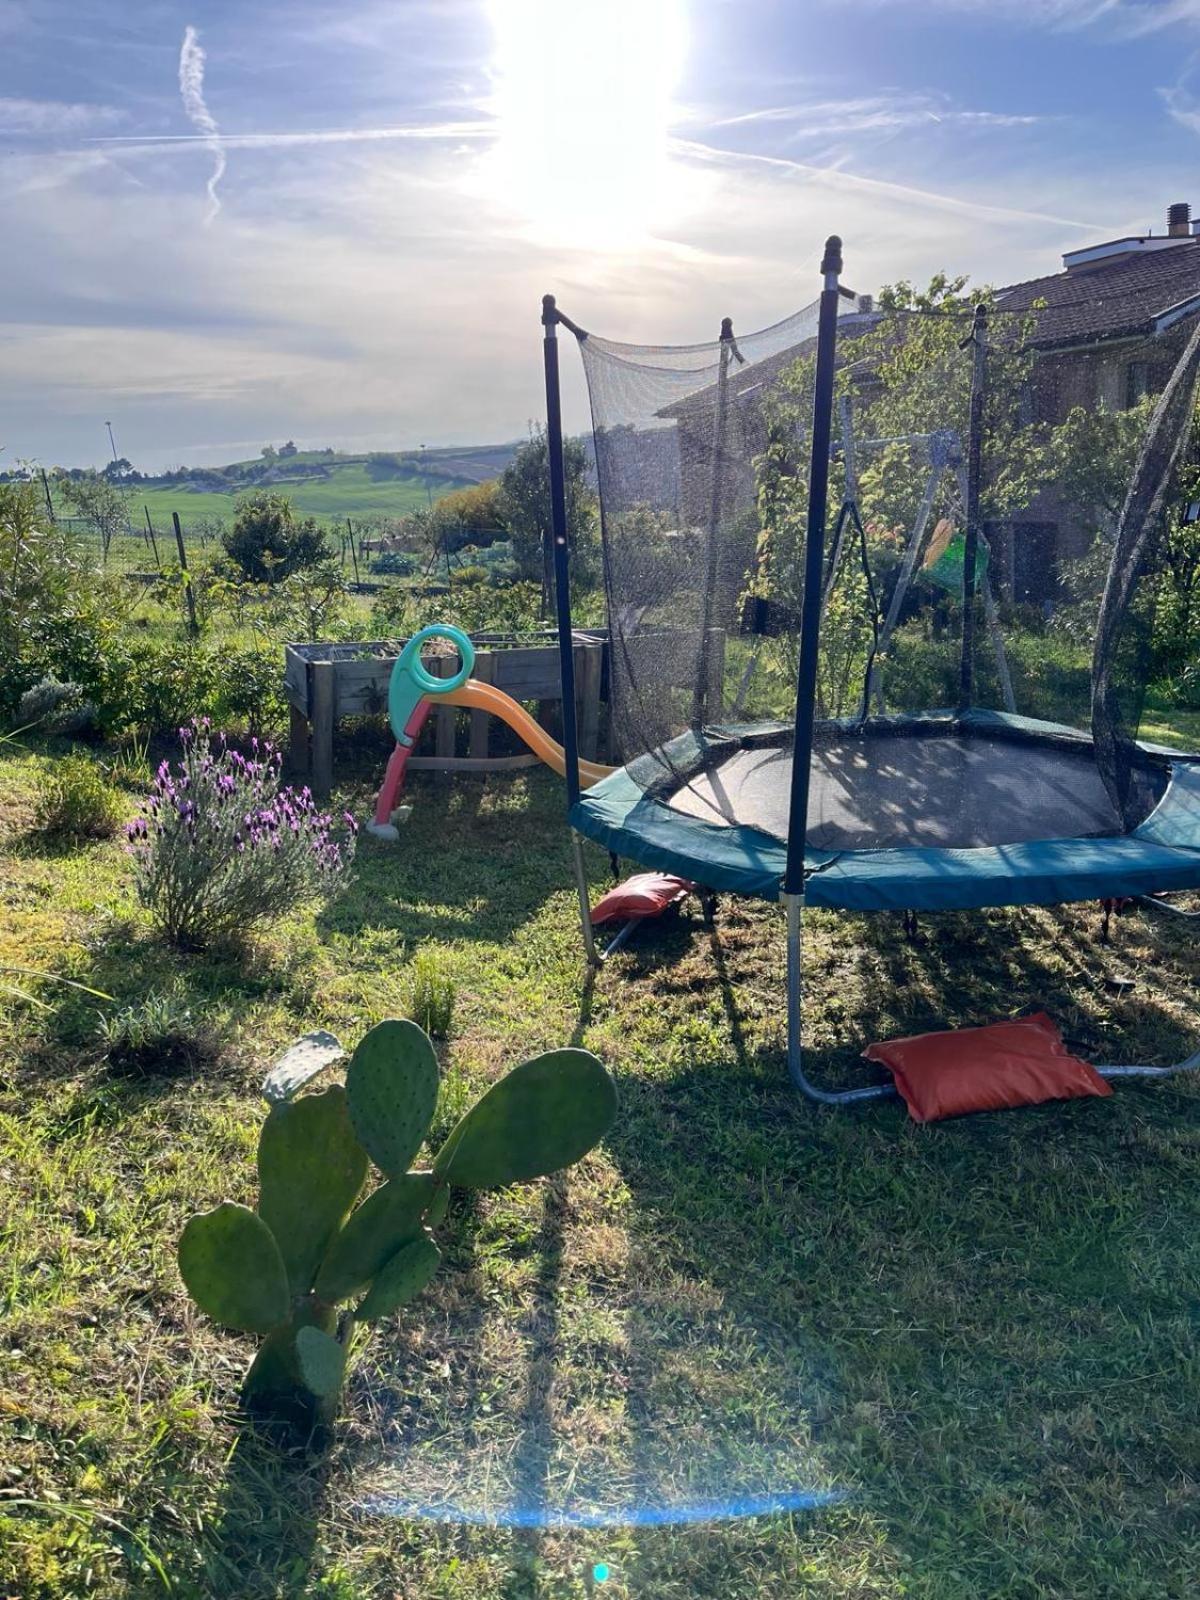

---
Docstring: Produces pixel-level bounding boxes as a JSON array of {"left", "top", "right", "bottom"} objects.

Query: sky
[{"left": 3, "top": 0, "right": 1200, "bottom": 471}]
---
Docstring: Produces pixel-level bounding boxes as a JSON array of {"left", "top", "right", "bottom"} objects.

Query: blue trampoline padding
[{"left": 571, "top": 750, "right": 1200, "bottom": 914}]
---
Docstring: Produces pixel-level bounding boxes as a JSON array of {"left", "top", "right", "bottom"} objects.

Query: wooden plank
[
  {"left": 408, "top": 753, "right": 538, "bottom": 773},
  {"left": 469, "top": 650, "right": 495, "bottom": 759},
  {"left": 289, "top": 704, "right": 310, "bottom": 776},
  {"left": 283, "top": 647, "right": 310, "bottom": 714},
  {"left": 434, "top": 654, "right": 457, "bottom": 762},
  {"left": 576, "top": 639, "right": 602, "bottom": 760},
  {"left": 310, "top": 659, "right": 336, "bottom": 801}
]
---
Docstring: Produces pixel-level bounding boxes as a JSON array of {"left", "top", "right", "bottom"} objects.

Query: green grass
[
  {"left": 137, "top": 466, "right": 444, "bottom": 530},
  {"left": 2, "top": 742, "right": 1200, "bottom": 1597}
]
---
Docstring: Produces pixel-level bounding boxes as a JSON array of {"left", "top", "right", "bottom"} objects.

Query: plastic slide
[
  {"left": 367, "top": 624, "right": 614, "bottom": 838},
  {"left": 435, "top": 680, "right": 613, "bottom": 787}
]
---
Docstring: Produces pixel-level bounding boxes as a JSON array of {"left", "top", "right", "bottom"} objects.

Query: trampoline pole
[
  {"left": 784, "top": 235, "right": 843, "bottom": 901},
  {"left": 542, "top": 293, "right": 583, "bottom": 815},
  {"left": 959, "top": 303, "right": 987, "bottom": 712},
  {"left": 784, "top": 891, "right": 895, "bottom": 1104},
  {"left": 570, "top": 830, "right": 599, "bottom": 966}
]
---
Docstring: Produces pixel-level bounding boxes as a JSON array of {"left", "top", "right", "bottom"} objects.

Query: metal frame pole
[
  {"left": 958, "top": 303, "right": 987, "bottom": 711},
  {"left": 693, "top": 318, "right": 739, "bottom": 726},
  {"left": 542, "top": 293, "right": 584, "bottom": 814},
  {"left": 784, "top": 236, "right": 843, "bottom": 900},
  {"left": 544, "top": 294, "right": 599, "bottom": 967},
  {"left": 780, "top": 237, "right": 896, "bottom": 1105}
]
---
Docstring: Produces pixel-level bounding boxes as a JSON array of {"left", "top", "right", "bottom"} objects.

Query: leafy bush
[
  {"left": 406, "top": 947, "right": 456, "bottom": 1038},
  {"left": 223, "top": 493, "right": 329, "bottom": 583},
  {"left": 258, "top": 561, "right": 351, "bottom": 642},
  {"left": 450, "top": 564, "right": 490, "bottom": 588},
  {"left": 33, "top": 755, "right": 124, "bottom": 840},
  {"left": 16, "top": 676, "right": 97, "bottom": 736},
  {"left": 95, "top": 987, "right": 211, "bottom": 1076},
  {"left": 178, "top": 1018, "right": 617, "bottom": 1431},
  {"left": 0, "top": 480, "right": 129, "bottom": 724},
  {"left": 120, "top": 639, "right": 220, "bottom": 734},
  {"left": 368, "top": 550, "right": 416, "bottom": 577},
  {"left": 212, "top": 644, "right": 288, "bottom": 733},
  {"left": 128, "top": 723, "right": 356, "bottom": 949}
]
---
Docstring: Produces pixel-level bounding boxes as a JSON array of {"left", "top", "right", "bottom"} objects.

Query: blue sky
[{"left": 3, "top": 0, "right": 1200, "bottom": 470}]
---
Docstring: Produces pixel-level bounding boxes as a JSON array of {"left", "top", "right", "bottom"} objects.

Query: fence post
[
  {"left": 347, "top": 518, "right": 361, "bottom": 587},
  {"left": 172, "top": 512, "right": 199, "bottom": 636},
  {"left": 143, "top": 506, "right": 161, "bottom": 568}
]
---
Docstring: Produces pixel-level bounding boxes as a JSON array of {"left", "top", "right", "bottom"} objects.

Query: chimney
[{"left": 1168, "top": 201, "right": 1191, "bottom": 238}]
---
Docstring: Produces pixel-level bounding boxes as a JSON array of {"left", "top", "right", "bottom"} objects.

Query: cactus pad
[
  {"left": 178, "top": 1202, "right": 290, "bottom": 1333},
  {"left": 313, "top": 1172, "right": 434, "bottom": 1302},
  {"left": 258, "top": 1085, "right": 368, "bottom": 1295},
  {"left": 432, "top": 1049, "right": 616, "bottom": 1190},
  {"left": 345, "top": 1019, "right": 439, "bottom": 1178},
  {"left": 295, "top": 1326, "right": 346, "bottom": 1399},
  {"left": 356, "top": 1233, "right": 441, "bottom": 1322}
]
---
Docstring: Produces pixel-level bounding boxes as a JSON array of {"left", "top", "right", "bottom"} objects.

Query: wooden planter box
[
  {"left": 284, "top": 631, "right": 606, "bottom": 798},
  {"left": 283, "top": 626, "right": 726, "bottom": 799}
]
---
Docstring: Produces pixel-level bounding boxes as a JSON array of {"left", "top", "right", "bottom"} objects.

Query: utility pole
[{"left": 105, "top": 420, "right": 118, "bottom": 463}]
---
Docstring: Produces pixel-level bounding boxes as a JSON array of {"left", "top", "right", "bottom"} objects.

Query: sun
[{"left": 484, "top": 0, "right": 687, "bottom": 249}]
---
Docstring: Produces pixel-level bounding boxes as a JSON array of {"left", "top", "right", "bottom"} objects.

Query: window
[{"left": 1125, "top": 361, "right": 1153, "bottom": 407}]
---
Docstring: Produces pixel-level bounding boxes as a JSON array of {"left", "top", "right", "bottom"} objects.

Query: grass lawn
[
  {"left": 2, "top": 741, "right": 1200, "bottom": 1597},
  {"left": 137, "top": 466, "right": 442, "bottom": 530}
]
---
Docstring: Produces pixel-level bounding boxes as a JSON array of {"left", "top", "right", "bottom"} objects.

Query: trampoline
[{"left": 538, "top": 239, "right": 1200, "bottom": 1103}]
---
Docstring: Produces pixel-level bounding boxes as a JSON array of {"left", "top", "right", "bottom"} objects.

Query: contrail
[{"left": 178, "top": 25, "right": 224, "bottom": 223}]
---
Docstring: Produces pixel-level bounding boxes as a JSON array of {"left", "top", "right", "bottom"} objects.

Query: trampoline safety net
[{"left": 566, "top": 281, "right": 1200, "bottom": 850}]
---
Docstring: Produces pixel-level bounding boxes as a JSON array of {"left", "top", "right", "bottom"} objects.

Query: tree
[
  {"left": 222, "top": 492, "right": 329, "bottom": 583},
  {"left": 55, "top": 469, "right": 133, "bottom": 557},
  {"left": 427, "top": 480, "right": 507, "bottom": 553},
  {"left": 496, "top": 427, "right": 597, "bottom": 609},
  {"left": 103, "top": 457, "right": 136, "bottom": 483}
]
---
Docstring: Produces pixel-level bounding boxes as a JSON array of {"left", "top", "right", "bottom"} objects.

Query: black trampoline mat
[{"left": 666, "top": 732, "right": 1131, "bottom": 851}]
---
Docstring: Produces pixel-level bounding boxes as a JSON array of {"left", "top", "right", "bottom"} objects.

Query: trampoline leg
[
  {"left": 1096, "top": 1049, "right": 1200, "bottom": 1082},
  {"left": 783, "top": 893, "right": 897, "bottom": 1106},
  {"left": 1136, "top": 893, "right": 1200, "bottom": 922},
  {"left": 570, "top": 830, "right": 599, "bottom": 967}
]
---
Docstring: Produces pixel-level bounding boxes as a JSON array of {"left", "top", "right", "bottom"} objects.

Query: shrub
[
  {"left": 406, "top": 947, "right": 456, "bottom": 1038},
  {"left": 223, "top": 493, "right": 329, "bottom": 583},
  {"left": 450, "top": 564, "right": 490, "bottom": 588},
  {"left": 33, "top": 755, "right": 124, "bottom": 840},
  {"left": 212, "top": 644, "right": 288, "bottom": 734},
  {"left": 16, "top": 676, "right": 97, "bottom": 736},
  {"left": 128, "top": 722, "right": 356, "bottom": 949},
  {"left": 95, "top": 987, "right": 211, "bottom": 1076},
  {"left": 0, "top": 480, "right": 129, "bottom": 723}
]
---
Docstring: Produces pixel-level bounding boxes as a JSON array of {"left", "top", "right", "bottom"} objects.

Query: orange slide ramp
[{"left": 438, "top": 680, "right": 614, "bottom": 788}]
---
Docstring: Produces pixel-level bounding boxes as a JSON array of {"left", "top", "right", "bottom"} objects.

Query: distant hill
[{"left": 41, "top": 442, "right": 525, "bottom": 529}]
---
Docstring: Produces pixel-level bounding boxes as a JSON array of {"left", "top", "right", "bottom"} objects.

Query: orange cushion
[
  {"left": 590, "top": 873, "right": 694, "bottom": 926},
  {"left": 862, "top": 1012, "right": 1113, "bottom": 1122}
]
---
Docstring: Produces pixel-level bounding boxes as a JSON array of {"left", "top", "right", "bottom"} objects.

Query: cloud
[
  {"left": 90, "top": 121, "right": 492, "bottom": 152},
  {"left": 0, "top": 96, "right": 125, "bottom": 135},
  {"left": 701, "top": 94, "right": 1043, "bottom": 142},
  {"left": 178, "top": 25, "right": 224, "bottom": 224},
  {"left": 671, "top": 138, "right": 1093, "bottom": 233},
  {"left": 839, "top": 0, "right": 1200, "bottom": 33}
]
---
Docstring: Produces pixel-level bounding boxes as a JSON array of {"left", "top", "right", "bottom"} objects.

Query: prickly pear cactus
[{"left": 177, "top": 1017, "right": 617, "bottom": 1435}]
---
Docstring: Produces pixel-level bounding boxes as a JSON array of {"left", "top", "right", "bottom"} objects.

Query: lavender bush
[{"left": 128, "top": 722, "right": 355, "bottom": 949}]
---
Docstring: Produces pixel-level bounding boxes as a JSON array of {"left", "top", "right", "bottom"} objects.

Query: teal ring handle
[{"left": 388, "top": 624, "right": 475, "bottom": 743}]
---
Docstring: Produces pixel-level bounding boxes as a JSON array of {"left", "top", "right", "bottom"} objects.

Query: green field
[{"left": 137, "top": 465, "right": 441, "bottom": 529}]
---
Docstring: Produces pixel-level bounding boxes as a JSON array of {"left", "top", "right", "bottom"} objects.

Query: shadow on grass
[
  {"left": 318, "top": 772, "right": 580, "bottom": 949},
  {"left": 592, "top": 896, "right": 1200, "bottom": 1591}
]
